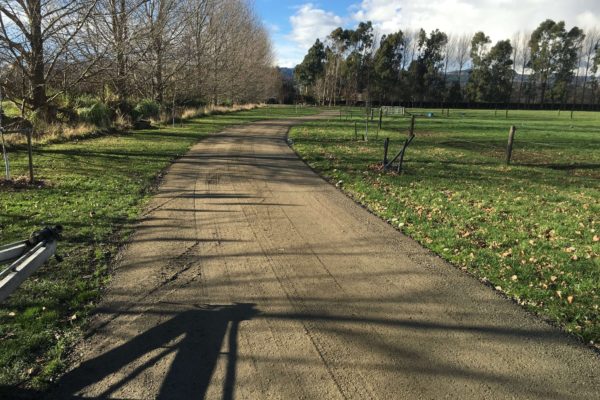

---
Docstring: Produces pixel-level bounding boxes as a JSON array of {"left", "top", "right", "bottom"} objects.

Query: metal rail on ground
[{"left": 0, "top": 226, "right": 63, "bottom": 302}]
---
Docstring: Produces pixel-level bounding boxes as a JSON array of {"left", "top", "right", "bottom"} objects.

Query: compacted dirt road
[{"left": 52, "top": 113, "right": 599, "bottom": 399}]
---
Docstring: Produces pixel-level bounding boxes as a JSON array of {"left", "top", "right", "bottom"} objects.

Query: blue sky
[
  {"left": 255, "top": 1, "right": 356, "bottom": 68},
  {"left": 254, "top": 0, "right": 600, "bottom": 68}
]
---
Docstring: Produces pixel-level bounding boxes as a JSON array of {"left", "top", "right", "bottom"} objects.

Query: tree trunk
[
  {"left": 112, "top": 0, "right": 129, "bottom": 103},
  {"left": 29, "top": 0, "right": 47, "bottom": 117},
  {"left": 154, "top": 38, "right": 164, "bottom": 103}
]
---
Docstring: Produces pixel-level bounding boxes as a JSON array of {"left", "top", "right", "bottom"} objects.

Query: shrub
[
  {"left": 0, "top": 100, "right": 21, "bottom": 117},
  {"left": 134, "top": 99, "right": 160, "bottom": 120},
  {"left": 76, "top": 101, "right": 112, "bottom": 128}
]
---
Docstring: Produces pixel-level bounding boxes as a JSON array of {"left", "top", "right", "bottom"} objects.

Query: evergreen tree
[
  {"left": 411, "top": 29, "right": 448, "bottom": 102},
  {"left": 373, "top": 31, "right": 404, "bottom": 103},
  {"left": 467, "top": 33, "right": 514, "bottom": 103},
  {"left": 295, "top": 39, "right": 326, "bottom": 98},
  {"left": 529, "top": 20, "right": 584, "bottom": 103}
]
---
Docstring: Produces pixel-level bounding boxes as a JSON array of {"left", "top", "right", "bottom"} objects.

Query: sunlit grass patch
[
  {"left": 291, "top": 107, "right": 600, "bottom": 348},
  {"left": 0, "top": 105, "right": 319, "bottom": 391}
]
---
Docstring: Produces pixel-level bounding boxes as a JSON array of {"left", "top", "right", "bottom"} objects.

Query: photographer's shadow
[{"left": 52, "top": 303, "right": 258, "bottom": 400}]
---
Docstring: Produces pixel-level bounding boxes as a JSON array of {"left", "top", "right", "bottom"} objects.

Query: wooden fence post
[
  {"left": 383, "top": 138, "right": 390, "bottom": 165},
  {"left": 506, "top": 125, "right": 517, "bottom": 165},
  {"left": 397, "top": 124, "right": 416, "bottom": 173}
]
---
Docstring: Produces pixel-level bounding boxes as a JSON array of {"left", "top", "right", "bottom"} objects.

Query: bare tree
[
  {"left": 579, "top": 28, "right": 600, "bottom": 104},
  {"left": 0, "top": 0, "right": 98, "bottom": 117},
  {"left": 510, "top": 31, "right": 521, "bottom": 102},
  {"left": 515, "top": 31, "right": 531, "bottom": 103},
  {"left": 85, "top": 0, "right": 150, "bottom": 104},
  {"left": 139, "top": 0, "right": 190, "bottom": 103},
  {"left": 454, "top": 33, "right": 471, "bottom": 92},
  {"left": 443, "top": 34, "right": 457, "bottom": 91},
  {"left": 401, "top": 29, "right": 419, "bottom": 71}
]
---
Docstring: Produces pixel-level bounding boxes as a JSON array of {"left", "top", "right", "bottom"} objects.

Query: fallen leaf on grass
[
  {"left": 593, "top": 235, "right": 599, "bottom": 242},
  {"left": 567, "top": 296, "right": 574, "bottom": 304}
]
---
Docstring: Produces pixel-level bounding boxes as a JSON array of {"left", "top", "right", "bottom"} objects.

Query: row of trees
[
  {"left": 295, "top": 19, "right": 600, "bottom": 107},
  {"left": 0, "top": 0, "right": 279, "bottom": 123}
]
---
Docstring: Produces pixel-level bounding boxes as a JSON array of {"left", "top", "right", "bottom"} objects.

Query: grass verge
[
  {"left": 0, "top": 105, "right": 319, "bottom": 390},
  {"left": 290, "top": 107, "right": 599, "bottom": 348}
]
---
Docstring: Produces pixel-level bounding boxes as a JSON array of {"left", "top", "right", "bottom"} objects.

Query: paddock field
[{"left": 290, "top": 107, "right": 600, "bottom": 347}]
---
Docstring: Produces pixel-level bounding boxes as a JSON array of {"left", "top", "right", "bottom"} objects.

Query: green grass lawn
[
  {"left": 0, "top": 105, "right": 318, "bottom": 390},
  {"left": 290, "top": 107, "right": 599, "bottom": 348}
]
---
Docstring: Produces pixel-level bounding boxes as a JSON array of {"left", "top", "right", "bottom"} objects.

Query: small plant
[{"left": 114, "top": 109, "right": 132, "bottom": 129}]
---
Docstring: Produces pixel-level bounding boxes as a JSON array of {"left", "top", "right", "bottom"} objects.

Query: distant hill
[{"left": 278, "top": 67, "right": 294, "bottom": 80}]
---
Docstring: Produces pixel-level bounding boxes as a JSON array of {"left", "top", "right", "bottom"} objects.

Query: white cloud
[
  {"left": 576, "top": 10, "right": 600, "bottom": 29},
  {"left": 274, "top": 44, "right": 308, "bottom": 69},
  {"left": 273, "top": 0, "right": 600, "bottom": 67},
  {"left": 266, "top": 22, "right": 281, "bottom": 33},
  {"left": 274, "top": 3, "right": 345, "bottom": 67},
  {"left": 288, "top": 3, "right": 344, "bottom": 50},
  {"left": 353, "top": 0, "right": 600, "bottom": 41}
]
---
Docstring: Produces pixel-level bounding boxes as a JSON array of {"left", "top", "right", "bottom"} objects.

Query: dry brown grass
[
  {"left": 38, "top": 123, "right": 98, "bottom": 143},
  {"left": 114, "top": 110, "right": 133, "bottom": 130},
  {"left": 173, "top": 103, "right": 263, "bottom": 123},
  {"left": 2, "top": 123, "right": 98, "bottom": 146},
  {"left": 1, "top": 103, "right": 263, "bottom": 146}
]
